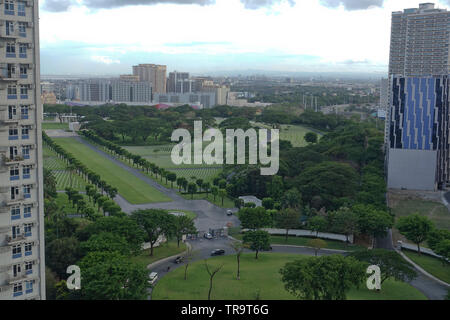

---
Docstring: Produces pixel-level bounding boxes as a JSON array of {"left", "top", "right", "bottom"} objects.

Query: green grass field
[
  {"left": 42, "top": 122, "right": 69, "bottom": 130},
  {"left": 403, "top": 250, "right": 450, "bottom": 284},
  {"left": 232, "top": 234, "right": 366, "bottom": 252},
  {"left": 252, "top": 122, "right": 319, "bottom": 147},
  {"left": 52, "top": 138, "right": 171, "bottom": 205},
  {"left": 152, "top": 253, "right": 427, "bottom": 300}
]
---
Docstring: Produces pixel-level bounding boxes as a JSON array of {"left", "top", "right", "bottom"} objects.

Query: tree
[
  {"left": 204, "top": 260, "right": 224, "bottom": 300},
  {"left": 79, "top": 251, "right": 148, "bottom": 300},
  {"left": 426, "top": 229, "right": 450, "bottom": 252},
  {"left": 183, "top": 246, "right": 194, "bottom": 281},
  {"left": 44, "top": 168, "right": 57, "bottom": 199},
  {"left": 243, "top": 230, "right": 271, "bottom": 259},
  {"left": 45, "top": 237, "right": 83, "bottom": 279},
  {"left": 304, "top": 132, "right": 318, "bottom": 144},
  {"left": 308, "top": 215, "right": 327, "bottom": 237},
  {"left": 274, "top": 208, "right": 300, "bottom": 242},
  {"left": 167, "top": 172, "right": 177, "bottom": 189},
  {"left": 211, "top": 186, "right": 219, "bottom": 201},
  {"left": 196, "top": 179, "right": 204, "bottom": 192},
  {"left": 334, "top": 207, "right": 359, "bottom": 244},
  {"left": 202, "top": 182, "right": 211, "bottom": 198},
  {"left": 81, "top": 232, "right": 132, "bottom": 256},
  {"left": 218, "top": 189, "right": 227, "bottom": 206},
  {"left": 238, "top": 207, "right": 272, "bottom": 230},
  {"left": 354, "top": 204, "right": 394, "bottom": 247},
  {"left": 131, "top": 209, "right": 172, "bottom": 256},
  {"left": 172, "top": 215, "right": 197, "bottom": 248},
  {"left": 230, "top": 241, "right": 246, "bottom": 280},
  {"left": 262, "top": 197, "right": 274, "bottom": 210},
  {"left": 435, "top": 239, "right": 450, "bottom": 266},
  {"left": 281, "top": 188, "right": 302, "bottom": 209},
  {"left": 396, "top": 214, "right": 434, "bottom": 254},
  {"left": 187, "top": 183, "right": 197, "bottom": 200},
  {"left": 307, "top": 238, "right": 326, "bottom": 256},
  {"left": 279, "top": 255, "right": 366, "bottom": 300}
]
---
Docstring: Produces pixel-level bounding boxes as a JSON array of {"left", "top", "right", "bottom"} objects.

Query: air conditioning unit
[{"left": 27, "top": 22, "right": 33, "bottom": 28}]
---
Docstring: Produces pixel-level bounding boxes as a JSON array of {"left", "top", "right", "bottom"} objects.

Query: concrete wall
[{"left": 387, "top": 148, "right": 438, "bottom": 190}]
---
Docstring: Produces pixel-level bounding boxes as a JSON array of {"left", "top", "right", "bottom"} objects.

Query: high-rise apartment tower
[{"left": 0, "top": 0, "right": 45, "bottom": 299}]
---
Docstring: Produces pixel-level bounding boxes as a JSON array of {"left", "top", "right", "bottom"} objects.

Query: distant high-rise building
[
  {"left": 167, "top": 71, "right": 192, "bottom": 93},
  {"left": 386, "top": 3, "right": 450, "bottom": 191},
  {"left": 0, "top": 0, "right": 46, "bottom": 299},
  {"left": 119, "top": 74, "right": 140, "bottom": 82},
  {"left": 132, "top": 64, "right": 167, "bottom": 94},
  {"left": 111, "top": 80, "right": 152, "bottom": 103}
]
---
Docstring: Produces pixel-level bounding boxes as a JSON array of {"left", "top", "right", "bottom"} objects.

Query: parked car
[
  {"left": 148, "top": 272, "right": 158, "bottom": 285},
  {"left": 226, "top": 210, "right": 233, "bottom": 216},
  {"left": 173, "top": 256, "right": 184, "bottom": 264},
  {"left": 204, "top": 233, "right": 213, "bottom": 239},
  {"left": 211, "top": 249, "right": 225, "bottom": 256}
]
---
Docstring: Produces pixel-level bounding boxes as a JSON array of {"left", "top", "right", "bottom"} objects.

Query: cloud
[
  {"left": 41, "top": 0, "right": 295, "bottom": 12},
  {"left": 42, "top": 0, "right": 77, "bottom": 12},
  {"left": 91, "top": 55, "right": 121, "bottom": 64},
  {"left": 319, "top": 0, "right": 384, "bottom": 11},
  {"left": 81, "top": 0, "right": 215, "bottom": 9},
  {"left": 240, "top": 0, "right": 295, "bottom": 10}
]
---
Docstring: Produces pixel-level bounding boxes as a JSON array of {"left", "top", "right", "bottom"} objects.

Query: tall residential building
[
  {"left": 111, "top": 80, "right": 152, "bottom": 103},
  {"left": 386, "top": 3, "right": 450, "bottom": 191},
  {"left": 0, "top": 0, "right": 46, "bottom": 299},
  {"left": 132, "top": 64, "right": 167, "bottom": 94},
  {"left": 167, "top": 71, "right": 192, "bottom": 93}
]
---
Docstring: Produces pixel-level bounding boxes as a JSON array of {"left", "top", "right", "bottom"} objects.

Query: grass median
[{"left": 403, "top": 250, "right": 450, "bottom": 284}]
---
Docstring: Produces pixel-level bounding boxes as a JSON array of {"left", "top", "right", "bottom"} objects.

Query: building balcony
[{"left": 7, "top": 234, "right": 26, "bottom": 245}]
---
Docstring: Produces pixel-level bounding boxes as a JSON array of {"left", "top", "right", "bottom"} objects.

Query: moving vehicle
[
  {"left": 204, "top": 233, "right": 213, "bottom": 239},
  {"left": 211, "top": 249, "right": 225, "bottom": 256},
  {"left": 226, "top": 210, "right": 233, "bottom": 216},
  {"left": 173, "top": 256, "right": 184, "bottom": 264},
  {"left": 148, "top": 272, "right": 158, "bottom": 285}
]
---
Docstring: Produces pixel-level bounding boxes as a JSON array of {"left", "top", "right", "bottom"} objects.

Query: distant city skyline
[{"left": 39, "top": 0, "right": 450, "bottom": 75}]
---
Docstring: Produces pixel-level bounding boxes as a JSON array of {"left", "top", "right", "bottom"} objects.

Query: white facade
[{"left": 0, "top": 0, "right": 45, "bottom": 300}]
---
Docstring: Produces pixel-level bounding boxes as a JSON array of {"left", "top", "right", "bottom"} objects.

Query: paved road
[{"left": 376, "top": 229, "right": 448, "bottom": 300}]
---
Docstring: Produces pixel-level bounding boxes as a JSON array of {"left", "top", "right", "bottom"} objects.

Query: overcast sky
[{"left": 38, "top": 0, "right": 450, "bottom": 75}]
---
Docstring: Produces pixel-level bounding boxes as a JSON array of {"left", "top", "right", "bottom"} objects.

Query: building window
[
  {"left": 6, "top": 21, "right": 14, "bottom": 36},
  {"left": 23, "top": 185, "right": 31, "bottom": 198},
  {"left": 10, "top": 166, "right": 19, "bottom": 181},
  {"left": 22, "top": 145, "right": 30, "bottom": 159},
  {"left": 10, "top": 186, "right": 19, "bottom": 200},
  {"left": 23, "top": 205, "right": 32, "bottom": 218},
  {"left": 20, "top": 85, "right": 28, "bottom": 99},
  {"left": 21, "top": 125, "right": 31, "bottom": 139},
  {"left": 25, "top": 281, "right": 33, "bottom": 294},
  {"left": 23, "top": 165, "right": 31, "bottom": 179},
  {"left": 12, "top": 244, "right": 22, "bottom": 259},
  {"left": 13, "top": 264, "right": 21, "bottom": 277},
  {"left": 9, "top": 127, "right": 18, "bottom": 140},
  {"left": 6, "top": 42, "right": 16, "bottom": 58},
  {"left": 11, "top": 206, "right": 20, "bottom": 221},
  {"left": 13, "top": 283, "right": 23, "bottom": 297},
  {"left": 8, "top": 85, "right": 17, "bottom": 99},
  {"left": 25, "top": 261, "right": 33, "bottom": 274},
  {"left": 8, "top": 105, "right": 17, "bottom": 120},
  {"left": 19, "top": 44, "right": 27, "bottom": 58},
  {"left": 12, "top": 225, "right": 21, "bottom": 239},
  {"left": 9, "top": 146, "right": 18, "bottom": 160},
  {"left": 18, "top": 1, "right": 25, "bottom": 16},
  {"left": 24, "top": 224, "right": 32, "bottom": 237},
  {"left": 18, "top": 22, "right": 26, "bottom": 37},
  {"left": 24, "top": 242, "right": 32, "bottom": 256},
  {"left": 21, "top": 105, "right": 28, "bottom": 119},
  {"left": 5, "top": 0, "right": 14, "bottom": 15},
  {"left": 19, "top": 65, "right": 27, "bottom": 79}
]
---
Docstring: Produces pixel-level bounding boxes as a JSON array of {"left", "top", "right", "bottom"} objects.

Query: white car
[
  {"left": 226, "top": 210, "right": 233, "bottom": 216},
  {"left": 148, "top": 272, "right": 158, "bottom": 285}
]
